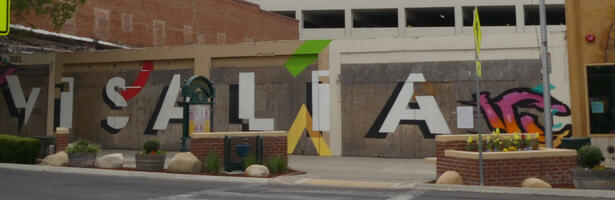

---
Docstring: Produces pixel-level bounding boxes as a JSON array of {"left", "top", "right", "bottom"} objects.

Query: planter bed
[
  {"left": 437, "top": 148, "right": 577, "bottom": 186},
  {"left": 435, "top": 134, "right": 577, "bottom": 187}
]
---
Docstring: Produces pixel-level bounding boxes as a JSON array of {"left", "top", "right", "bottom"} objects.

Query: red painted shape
[{"left": 121, "top": 61, "right": 154, "bottom": 101}]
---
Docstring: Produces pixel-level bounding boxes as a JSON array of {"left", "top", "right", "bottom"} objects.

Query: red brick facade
[
  {"left": 191, "top": 136, "right": 287, "bottom": 165},
  {"left": 437, "top": 156, "right": 577, "bottom": 186},
  {"left": 435, "top": 140, "right": 576, "bottom": 186},
  {"left": 13, "top": 0, "right": 298, "bottom": 47},
  {"left": 55, "top": 133, "right": 70, "bottom": 153}
]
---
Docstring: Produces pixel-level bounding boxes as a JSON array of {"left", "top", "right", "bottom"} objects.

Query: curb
[
  {"left": 0, "top": 163, "right": 270, "bottom": 184},
  {"left": 272, "top": 177, "right": 419, "bottom": 189},
  {"left": 416, "top": 183, "right": 615, "bottom": 198}
]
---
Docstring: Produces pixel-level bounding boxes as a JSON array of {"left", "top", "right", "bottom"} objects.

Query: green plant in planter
[
  {"left": 140, "top": 139, "right": 165, "bottom": 154},
  {"left": 242, "top": 153, "right": 258, "bottom": 170},
  {"left": 266, "top": 155, "right": 287, "bottom": 174},
  {"left": 578, "top": 145, "right": 605, "bottom": 169},
  {"left": 205, "top": 152, "right": 221, "bottom": 175},
  {"left": 65, "top": 139, "right": 100, "bottom": 154}
]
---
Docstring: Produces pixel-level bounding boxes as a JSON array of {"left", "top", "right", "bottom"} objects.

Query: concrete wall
[
  {"left": 65, "top": 65, "right": 193, "bottom": 150},
  {"left": 247, "top": 0, "right": 565, "bottom": 40},
  {"left": 328, "top": 32, "right": 571, "bottom": 157},
  {"left": 13, "top": 0, "right": 298, "bottom": 47},
  {"left": 210, "top": 65, "right": 331, "bottom": 155},
  {"left": 1, "top": 32, "right": 572, "bottom": 157},
  {"left": 340, "top": 60, "right": 542, "bottom": 158},
  {"left": 0, "top": 65, "right": 49, "bottom": 137}
]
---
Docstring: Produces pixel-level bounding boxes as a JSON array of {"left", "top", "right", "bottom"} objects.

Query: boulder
[
  {"left": 168, "top": 152, "right": 202, "bottom": 173},
  {"left": 41, "top": 151, "right": 69, "bottom": 166},
  {"left": 95, "top": 153, "right": 124, "bottom": 169},
  {"left": 245, "top": 165, "right": 270, "bottom": 177},
  {"left": 436, "top": 171, "right": 463, "bottom": 185},
  {"left": 522, "top": 178, "right": 552, "bottom": 188}
]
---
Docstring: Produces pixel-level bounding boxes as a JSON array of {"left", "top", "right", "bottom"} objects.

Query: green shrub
[
  {"left": 65, "top": 139, "right": 100, "bottom": 154},
  {"left": 578, "top": 145, "right": 604, "bottom": 169},
  {"left": 242, "top": 153, "right": 258, "bottom": 170},
  {"left": 142, "top": 139, "right": 161, "bottom": 154},
  {"left": 205, "top": 152, "right": 221, "bottom": 175},
  {"left": 0, "top": 134, "right": 41, "bottom": 164},
  {"left": 266, "top": 155, "right": 287, "bottom": 174}
]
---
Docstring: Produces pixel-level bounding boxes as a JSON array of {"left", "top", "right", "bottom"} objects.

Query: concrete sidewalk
[
  {"left": 97, "top": 149, "right": 435, "bottom": 187},
  {"left": 278, "top": 155, "right": 436, "bottom": 188}
]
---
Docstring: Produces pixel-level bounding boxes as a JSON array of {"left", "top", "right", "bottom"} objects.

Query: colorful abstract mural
[{"left": 459, "top": 87, "right": 572, "bottom": 146}]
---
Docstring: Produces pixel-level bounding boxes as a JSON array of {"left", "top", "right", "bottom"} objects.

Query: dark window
[
  {"left": 463, "top": 6, "right": 516, "bottom": 26},
  {"left": 303, "top": 10, "right": 345, "bottom": 28},
  {"left": 524, "top": 4, "right": 566, "bottom": 25},
  {"left": 352, "top": 9, "right": 398, "bottom": 28},
  {"left": 272, "top": 11, "right": 296, "bottom": 19},
  {"left": 406, "top": 7, "right": 454, "bottom": 27},
  {"left": 587, "top": 66, "right": 615, "bottom": 134}
]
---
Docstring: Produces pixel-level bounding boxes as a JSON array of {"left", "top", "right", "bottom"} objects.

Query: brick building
[{"left": 11, "top": 0, "right": 298, "bottom": 48}]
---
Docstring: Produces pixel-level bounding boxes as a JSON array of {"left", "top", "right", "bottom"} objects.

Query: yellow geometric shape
[
  {"left": 287, "top": 104, "right": 332, "bottom": 156},
  {"left": 0, "top": 0, "right": 9, "bottom": 36}
]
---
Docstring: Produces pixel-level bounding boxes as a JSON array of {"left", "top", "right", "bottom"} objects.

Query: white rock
[
  {"left": 436, "top": 171, "right": 463, "bottom": 185},
  {"left": 245, "top": 165, "right": 270, "bottom": 177},
  {"left": 95, "top": 153, "right": 124, "bottom": 169},
  {"left": 41, "top": 151, "right": 69, "bottom": 166},
  {"left": 522, "top": 177, "right": 552, "bottom": 188},
  {"left": 168, "top": 152, "right": 202, "bottom": 173}
]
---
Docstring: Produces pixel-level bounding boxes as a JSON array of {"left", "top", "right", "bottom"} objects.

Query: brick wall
[
  {"left": 191, "top": 136, "right": 287, "bottom": 165},
  {"left": 13, "top": 0, "right": 298, "bottom": 47},
  {"left": 437, "top": 156, "right": 577, "bottom": 186},
  {"left": 55, "top": 133, "right": 70, "bottom": 153},
  {"left": 435, "top": 134, "right": 575, "bottom": 186}
]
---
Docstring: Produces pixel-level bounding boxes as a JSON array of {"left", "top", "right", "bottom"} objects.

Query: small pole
[
  {"left": 181, "top": 95, "right": 189, "bottom": 152},
  {"left": 539, "top": 0, "right": 553, "bottom": 148},
  {"left": 473, "top": 7, "right": 484, "bottom": 186}
]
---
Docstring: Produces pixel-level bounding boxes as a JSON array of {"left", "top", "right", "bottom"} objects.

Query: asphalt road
[{"left": 0, "top": 168, "right": 609, "bottom": 200}]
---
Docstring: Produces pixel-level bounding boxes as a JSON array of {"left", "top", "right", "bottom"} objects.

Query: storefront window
[{"left": 587, "top": 66, "right": 615, "bottom": 134}]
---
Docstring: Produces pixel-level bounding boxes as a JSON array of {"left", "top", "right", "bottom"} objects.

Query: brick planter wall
[
  {"left": 435, "top": 134, "right": 576, "bottom": 186},
  {"left": 55, "top": 128, "right": 70, "bottom": 153},
  {"left": 437, "top": 155, "right": 577, "bottom": 186},
  {"left": 191, "top": 132, "right": 287, "bottom": 165}
]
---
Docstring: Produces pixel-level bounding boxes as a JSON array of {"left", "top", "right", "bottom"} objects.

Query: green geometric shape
[
  {"left": 285, "top": 40, "right": 331, "bottom": 77},
  {"left": 0, "top": 0, "right": 10, "bottom": 36}
]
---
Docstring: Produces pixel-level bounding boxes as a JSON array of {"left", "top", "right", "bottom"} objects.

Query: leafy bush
[
  {"left": 0, "top": 134, "right": 40, "bottom": 164},
  {"left": 205, "top": 152, "right": 221, "bottom": 175},
  {"left": 266, "top": 155, "right": 287, "bottom": 174},
  {"left": 578, "top": 145, "right": 604, "bottom": 169},
  {"left": 141, "top": 139, "right": 162, "bottom": 154},
  {"left": 65, "top": 139, "right": 100, "bottom": 154},
  {"left": 242, "top": 153, "right": 258, "bottom": 170}
]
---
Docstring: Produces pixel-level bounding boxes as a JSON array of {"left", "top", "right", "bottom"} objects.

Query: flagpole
[
  {"left": 539, "top": 0, "right": 553, "bottom": 148},
  {"left": 473, "top": 7, "right": 484, "bottom": 186}
]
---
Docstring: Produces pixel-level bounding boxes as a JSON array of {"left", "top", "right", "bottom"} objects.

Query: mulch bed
[{"left": 425, "top": 180, "right": 575, "bottom": 189}]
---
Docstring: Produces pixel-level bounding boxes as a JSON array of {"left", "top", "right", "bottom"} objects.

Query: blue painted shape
[{"left": 531, "top": 84, "right": 556, "bottom": 94}]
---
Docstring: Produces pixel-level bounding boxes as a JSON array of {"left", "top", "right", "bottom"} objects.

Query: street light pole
[{"left": 539, "top": 0, "right": 553, "bottom": 148}]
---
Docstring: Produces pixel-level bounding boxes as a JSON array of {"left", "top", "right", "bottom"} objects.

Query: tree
[{"left": 12, "top": 0, "right": 87, "bottom": 30}]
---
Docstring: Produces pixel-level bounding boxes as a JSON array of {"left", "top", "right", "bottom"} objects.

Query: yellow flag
[
  {"left": 473, "top": 6, "right": 482, "bottom": 78},
  {"left": 0, "top": 0, "right": 9, "bottom": 36}
]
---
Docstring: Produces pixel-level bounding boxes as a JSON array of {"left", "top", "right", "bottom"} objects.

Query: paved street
[{"left": 0, "top": 168, "right": 611, "bottom": 200}]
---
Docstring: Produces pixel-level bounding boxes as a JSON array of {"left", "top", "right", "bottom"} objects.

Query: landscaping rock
[
  {"left": 436, "top": 171, "right": 463, "bottom": 185},
  {"left": 168, "top": 152, "right": 202, "bottom": 173},
  {"left": 41, "top": 151, "right": 69, "bottom": 166},
  {"left": 522, "top": 178, "right": 552, "bottom": 188},
  {"left": 95, "top": 153, "right": 124, "bottom": 169},
  {"left": 245, "top": 165, "right": 270, "bottom": 177}
]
